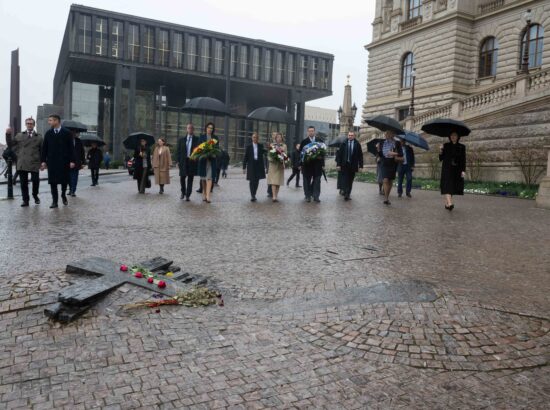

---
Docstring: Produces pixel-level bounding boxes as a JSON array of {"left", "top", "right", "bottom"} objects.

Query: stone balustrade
[
  {"left": 479, "top": 0, "right": 505, "bottom": 15},
  {"left": 400, "top": 16, "right": 422, "bottom": 31},
  {"left": 462, "top": 82, "right": 517, "bottom": 114}
]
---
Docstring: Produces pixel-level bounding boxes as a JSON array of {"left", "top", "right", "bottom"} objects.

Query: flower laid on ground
[
  {"left": 128, "top": 265, "right": 169, "bottom": 288},
  {"left": 157, "top": 281, "right": 166, "bottom": 289},
  {"left": 301, "top": 141, "right": 327, "bottom": 163},
  {"left": 120, "top": 265, "right": 128, "bottom": 272},
  {"left": 190, "top": 139, "right": 221, "bottom": 161},
  {"left": 135, "top": 272, "right": 143, "bottom": 278},
  {"left": 122, "top": 287, "right": 222, "bottom": 310},
  {"left": 268, "top": 145, "right": 289, "bottom": 164},
  {"left": 166, "top": 272, "right": 174, "bottom": 278}
]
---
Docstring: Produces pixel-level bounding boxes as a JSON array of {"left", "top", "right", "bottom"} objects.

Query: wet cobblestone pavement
[{"left": 1, "top": 169, "right": 549, "bottom": 409}]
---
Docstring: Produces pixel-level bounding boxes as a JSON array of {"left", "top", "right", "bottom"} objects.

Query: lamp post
[
  {"left": 4, "top": 129, "right": 15, "bottom": 199},
  {"left": 409, "top": 68, "right": 417, "bottom": 117},
  {"left": 351, "top": 103, "right": 357, "bottom": 132},
  {"left": 521, "top": 9, "right": 533, "bottom": 74}
]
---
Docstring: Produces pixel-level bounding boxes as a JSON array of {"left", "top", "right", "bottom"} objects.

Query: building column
[
  {"left": 536, "top": 145, "right": 550, "bottom": 210},
  {"left": 295, "top": 98, "right": 304, "bottom": 143},
  {"left": 128, "top": 66, "right": 136, "bottom": 135},
  {"left": 63, "top": 72, "right": 72, "bottom": 120},
  {"left": 286, "top": 90, "right": 296, "bottom": 147},
  {"left": 112, "top": 64, "right": 123, "bottom": 161}
]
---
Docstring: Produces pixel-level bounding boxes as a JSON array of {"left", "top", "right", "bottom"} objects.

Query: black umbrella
[
  {"left": 123, "top": 132, "right": 155, "bottom": 150},
  {"left": 183, "top": 97, "right": 229, "bottom": 115},
  {"left": 366, "top": 115, "right": 404, "bottom": 134},
  {"left": 62, "top": 120, "right": 87, "bottom": 132},
  {"left": 247, "top": 107, "right": 295, "bottom": 124},
  {"left": 396, "top": 131, "right": 429, "bottom": 150},
  {"left": 328, "top": 134, "right": 347, "bottom": 148},
  {"left": 80, "top": 133, "right": 106, "bottom": 147},
  {"left": 366, "top": 138, "right": 384, "bottom": 157},
  {"left": 421, "top": 118, "right": 471, "bottom": 137}
]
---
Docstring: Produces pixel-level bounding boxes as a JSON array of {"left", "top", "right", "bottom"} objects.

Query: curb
[{"left": 0, "top": 170, "right": 128, "bottom": 186}]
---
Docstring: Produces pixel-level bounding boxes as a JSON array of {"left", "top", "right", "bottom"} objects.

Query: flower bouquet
[
  {"left": 190, "top": 138, "right": 221, "bottom": 161},
  {"left": 301, "top": 141, "right": 327, "bottom": 163},
  {"left": 268, "top": 145, "right": 289, "bottom": 164}
]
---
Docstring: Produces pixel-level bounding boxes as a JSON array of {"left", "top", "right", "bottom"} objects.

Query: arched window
[
  {"left": 479, "top": 37, "right": 498, "bottom": 77},
  {"left": 401, "top": 52, "right": 414, "bottom": 89},
  {"left": 521, "top": 24, "right": 544, "bottom": 69}
]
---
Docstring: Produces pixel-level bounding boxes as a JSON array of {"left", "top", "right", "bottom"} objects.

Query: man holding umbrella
[
  {"left": 86, "top": 142, "right": 103, "bottom": 186},
  {"left": 336, "top": 131, "right": 363, "bottom": 200},
  {"left": 40, "top": 115, "right": 76, "bottom": 208},
  {"left": 397, "top": 140, "right": 415, "bottom": 198}
]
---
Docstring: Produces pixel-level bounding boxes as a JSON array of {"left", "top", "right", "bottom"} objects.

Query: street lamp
[
  {"left": 521, "top": 9, "right": 533, "bottom": 74},
  {"left": 337, "top": 106, "right": 343, "bottom": 123},
  {"left": 409, "top": 68, "right": 417, "bottom": 117},
  {"left": 351, "top": 103, "right": 357, "bottom": 131}
]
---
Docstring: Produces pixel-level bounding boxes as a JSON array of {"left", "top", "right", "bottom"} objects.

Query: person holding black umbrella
[
  {"left": 439, "top": 132, "right": 466, "bottom": 210},
  {"left": 86, "top": 142, "right": 103, "bottom": 186},
  {"left": 133, "top": 138, "right": 152, "bottom": 194},
  {"left": 40, "top": 115, "right": 76, "bottom": 208},
  {"left": 397, "top": 140, "right": 415, "bottom": 198},
  {"left": 336, "top": 131, "right": 364, "bottom": 200},
  {"left": 68, "top": 129, "right": 86, "bottom": 197},
  {"left": 378, "top": 130, "right": 403, "bottom": 205}
]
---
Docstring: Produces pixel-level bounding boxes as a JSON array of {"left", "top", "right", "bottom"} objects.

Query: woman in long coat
[
  {"left": 152, "top": 137, "right": 172, "bottom": 194},
  {"left": 377, "top": 130, "right": 403, "bottom": 205},
  {"left": 266, "top": 132, "right": 287, "bottom": 202},
  {"left": 439, "top": 132, "right": 466, "bottom": 210},
  {"left": 86, "top": 142, "right": 103, "bottom": 186},
  {"left": 197, "top": 122, "right": 219, "bottom": 203},
  {"left": 133, "top": 138, "right": 152, "bottom": 194}
]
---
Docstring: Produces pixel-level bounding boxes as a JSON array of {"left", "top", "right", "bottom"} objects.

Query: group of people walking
[{"left": 5, "top": 115, "right": 106, "bottom": 208}]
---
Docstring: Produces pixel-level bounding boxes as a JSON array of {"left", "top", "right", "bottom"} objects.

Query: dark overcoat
[
  {"left": 41, "top": 127, "right": 75, "bottom": 185},
  {"left": 176, "top": 135, "right": 199, "bottom": 177},
  {"left": 86, "top": 148, "right": 103, "bottom": 169},
  {"left": 299, "top": 137, "right": 325, "bottom": 178},
  {"left": 440, "top": 142, "right": 466, "bottom": 195},
  {"left": 243, "top": 143, "right": 266, "bottom": 181},
  {"left": 133, "top": 147, "right": 152, "bottom": 181},
  {"left": 12, "top": 131, "right": 43, "bottom": 172}
]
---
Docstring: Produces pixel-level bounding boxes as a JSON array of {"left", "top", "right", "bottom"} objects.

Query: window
[
  {"left": 95, "top": 18, "right": 107, "bottom": 56},
  {"left": 251, "top": 47, "right": 260, "bottom": 80},
  {"left": 77, "top": 15, "right": 92, "bottom": 54},
  {"left": 230, "top": 44, "right": 237, "bottom": 76},
  {"left": 287, "top": 54, "right": 295, "bottom": 85},
  {"left": 274, "top": 51, "right": 284, "bottom": 83},
  {"left": 128, "top": 24, "right": 140, "bottom": 62},
  {"left": 401, "top": 52, "right": 414, "bottom": 89},
  {"left": 158, "top": 30, "right": 169, "bottom": 66},
  {"left": 186, "top": 35, "right": 197, "bottom": 70},
  {"left": 300, "top": 56, "right": 308, "bottom": 86},
  {"left": 408, "top": 0, "right": 422, "bottom": 19},
  {"left": 144, "top": 27, "right": 155, "bottom": 64},
  {"left": 111, "top": 21, "right": 123, "bottom": 58},
  {"left": 239, "top": 46, "right": 248, "bottom": 78},
  {"left": 320, "top": 59, "right": 330, "bottom": 89},
  {"left": 213, "top": 40, "right": 223, "bottom": 74},
  {"left": 200, "top": 38, "right": 211, "bottom": 72},
  {"left": 310, "top": 58, "right": 318, "bottom": 87},
  {"left": 264, "top": 50, "right": 273, "bottom": 82},
  {"left": 397, "top": 107, "right": 409, "bottom": 121},
  {"left": 173, "top": 33, "right": 183, "bottom": 68},
  {"left": 479, "top": 37, "right": 498, "bottom": 77},
  {"left": 521, "top": 24, "right": 544, "bottom": 69}
]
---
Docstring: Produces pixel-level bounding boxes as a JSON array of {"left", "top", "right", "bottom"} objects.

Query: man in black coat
[
  {"left": 397, "top": 141, "right": 415, "bottom": 198},
  {"left": 286, "top": 143, "right": 302, "bottom": 188},
  {"left": 242, "top": 132, "right": 266, "bottom": 202},
  {"left": 336, "top": 131, "right": 364, "bottom": 200},
  {"left": 68, "top": 130, "right": 86, "bottom": 197},
  {"left": 177, "top": 123, "right": 199, "bottom": 201},
  {"left": 86, "top": 143, "right": 103, "bottom": 186},
  {"left": 40, "top": 114, "right": 75, "bottom": 208},
  {"left": 299, "top": 125, "right": 324, "bottom": 203}
]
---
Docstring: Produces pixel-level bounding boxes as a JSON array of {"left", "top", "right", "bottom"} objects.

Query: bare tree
[
  {"left": 466, "top": 147, "right": 487, "bottom": 182},
  {"left": 511, "top": 146, "right": 546, "bottom": 186},
  {"left": 427, "top": 151, "right": 441, "bottom": 180}
]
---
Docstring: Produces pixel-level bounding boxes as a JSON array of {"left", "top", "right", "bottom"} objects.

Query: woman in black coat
[
  {"left": 439, "top": 132, "right": 466, "bottom": 210},
  {"left": 86, "top": 143, "right": 103, "bottom": 186},
  {"left": 133, "top": 138, "right": 152, "bottom": 194},
  {"left": 377, "top": 130, "right": 403, "bottom": 205}
]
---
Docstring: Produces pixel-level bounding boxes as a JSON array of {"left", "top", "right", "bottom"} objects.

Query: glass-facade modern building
[{"left": 52, "top": 5, "right": 334, "bottom": 160}]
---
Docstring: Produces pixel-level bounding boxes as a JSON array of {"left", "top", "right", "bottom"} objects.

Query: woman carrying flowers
[
  {"left": 196, "top": 122, "right": 219, "bottom": 203},
  {"left": 266, "top": 132, "right": 287, "bottom": 202}
]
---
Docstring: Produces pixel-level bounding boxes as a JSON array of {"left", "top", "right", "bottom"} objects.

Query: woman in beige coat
[
  {"left": 266, "top": 132, "right": 287, "bottom": 202},
  {"left": 152, "top": 137, "right": 172, "bottom": 194}
]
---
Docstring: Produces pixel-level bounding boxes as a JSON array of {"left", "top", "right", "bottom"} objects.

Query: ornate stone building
[{"left": 361, "top": 0, "right": 550, "bottom": 182}]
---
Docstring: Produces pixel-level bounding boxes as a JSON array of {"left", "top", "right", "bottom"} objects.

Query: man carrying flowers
[{"left": 299, "top": 126, "right": 326, "bottom": 203}]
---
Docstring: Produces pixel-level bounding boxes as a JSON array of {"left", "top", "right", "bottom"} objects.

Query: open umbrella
[
  {"left": 328, "top": 134, "right": 347, "bottom": 148},
  {"left": 183, "top": 97, "right": 229, "bottom": 115},
  {"left": 366, "top": 115, "right": 404, "bottom": 134},
  {"left": 80, "top": 133, "right": 105, "bottom": 147},
  {"left": 247, "top": 107, "right": 295, "bottom": 124},
  {"left": 62, "top": 120, "right": 87, "bottom": 132},
  {"left": 366, "top": 138, "right": 384, "bottom": 157},
  {"left": 123, "top": 132, "right": 155, "bottom": 150},
  {"left": 396, "top": 131, "right": 429, "bottom": 151},
  {"left": 421, "top": 118, "right": 471, "bottom": 137}
]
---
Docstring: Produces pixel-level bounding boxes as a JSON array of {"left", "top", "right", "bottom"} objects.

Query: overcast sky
[{"left": 0, "top": 0, "right": 374, "bottom": 143}]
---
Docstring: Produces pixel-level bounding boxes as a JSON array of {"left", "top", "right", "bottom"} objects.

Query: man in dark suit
[
  {"left": 6, "top": 117, "right": 43, "bottom": 207},
  {"left": 299, "top": 125, "right": 324, "bottom": 203},
  {"left": 177, "top": 123, "right": 199, "bottom": 201},
  {"left": 40, "top": 114, "right": 75, "bottom": 208},
  {"left": 336, "top": 131, "right": 364, "bottom": 200},
  {"left": 243, "top": 132, "right": 266, "bottom": 202},
  {"left": 397, "top": 141, "right": 415, "bottom": 198}
]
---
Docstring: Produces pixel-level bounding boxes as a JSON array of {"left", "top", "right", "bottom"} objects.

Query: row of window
[
  {"left": 400, "top": 24, "right": 545, "bottom": 88},
  {"left": 76, "top": 14, "right": 330, "bottom": 89}
]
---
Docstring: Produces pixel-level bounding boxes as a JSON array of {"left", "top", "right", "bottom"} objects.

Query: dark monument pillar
[
  {"left": 286, "top": 90, "right": 296, "bottom": 147},
  {"left": 112, "top": 64, "right": 123, "bottom": 160},
  {"left": 295, "top": 98, "right": 305, "bottom": 143},
  {"left": 10, "top": 49, "right": 21, "bottom": 135},
  {"left": 128, "top": 66, "right": 136, "bottom": 135}
]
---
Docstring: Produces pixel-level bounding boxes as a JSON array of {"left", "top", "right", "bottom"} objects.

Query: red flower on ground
[
  {"left": 120, "top": 265, "right": 128, "bottom": 272},
  {"left": 157, "top": 281, "right": 166, "bottom": 288},
  {"left": 135, "top": 272, "right": 143, "bottom": 278},
  {"left": 147, "top": 277, "right": 154, "bottom": 284}
]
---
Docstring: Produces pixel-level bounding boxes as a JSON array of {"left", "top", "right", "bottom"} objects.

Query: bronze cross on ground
[{"left": 45, "top": 256, "right": 200, "bottom": 323}]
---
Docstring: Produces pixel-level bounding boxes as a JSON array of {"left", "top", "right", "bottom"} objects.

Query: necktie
[
  {"left": 348, "top": 141, "right": 352, "bottom": 162},
  {"left": 55, "top": 129, "right": 59, "bottom": 134},
  {"left": 187, "top": 137, "right": 191, "bottom": 156}
]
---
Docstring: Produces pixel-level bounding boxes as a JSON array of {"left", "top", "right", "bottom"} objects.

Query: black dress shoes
[
  {"left": 21, "top": 201, "right": 29, "bottom": 207},
  {"left": 185, "top": 197, "right": 190, "bottom": 202},
  {"left": 50, "top": 203, "right": 58, "bottom": 209},
  {"left": 33, "top": 195, "right": 40, "bottom": 204},
  {"left": 62, "top": 196, "right": 68, "bottom": 206}
]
